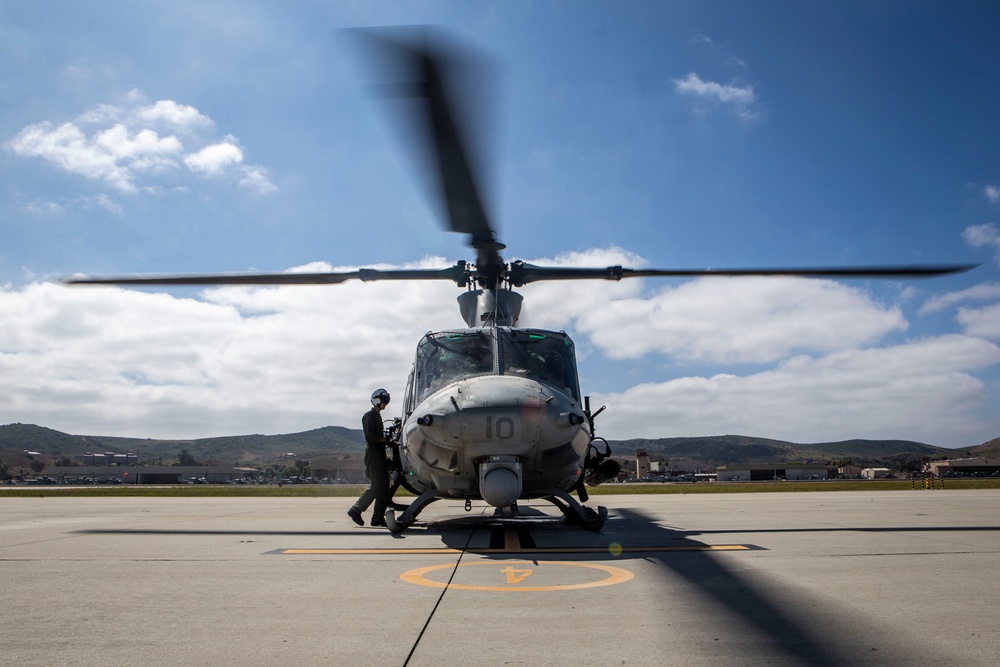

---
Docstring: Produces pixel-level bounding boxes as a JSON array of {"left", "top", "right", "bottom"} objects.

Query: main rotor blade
[
  {"left": 359, "top": 28, "right": 504, "bottom": 274},
  {"left": 64, "top": 265, "right": 467, "bottom": 287},
  {"left": 509, "top": 262, "right": 979, "bottom": 286}
]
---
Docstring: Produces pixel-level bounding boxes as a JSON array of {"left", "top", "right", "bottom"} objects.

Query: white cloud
[
  {"left": 920, "top": 282, "right": 1000, "bottom": 314},
  {"left": 963, "top": 223, "right": 1000, "bottom": 255},
  {"left": 1, "top": 253, "right": 996, "bottom": 445},
  {"left": 592, "top": 335, "right": 1000, "bottom": 444},
  {"left": 136, "top": 99, "right": 213, "bottom": 131},
  {"left": 5, "top": 91, "right": 275, "bottom": 200},
  {"left": 957, "top": 303, "right": 1000, "bottom": 339},
  {"left": 674, "top": 72, "right": 756, "bottom": 108},
  {"left": 183, "top": 139, "right": 244, "bottom": 175},
  {"left": 985, "top": 184, "right": 1000, "bottom": 204},
  {"left": 575, "top": 277, "right": 905, "bottom": 364},
  {"left": 95, "top": 124, "right": 183, "bottom": 174},
  {"left": 0, "top": 259, "right": 459, "bottom": 438},
  {"left": 238, "top": 165, "right": 278, "bottom": 194},
  {"left": 5, "top": 121, "right": 168, "bottom": 192}
]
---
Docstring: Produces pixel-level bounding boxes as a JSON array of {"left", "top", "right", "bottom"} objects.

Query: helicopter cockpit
[{"left": 414, "top": 329, "right": 580, "bottom": 402}]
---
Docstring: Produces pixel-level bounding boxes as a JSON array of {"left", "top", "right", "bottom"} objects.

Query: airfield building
[
  {"left": 45, "top": 465, "right": 258, "bottom": 484},
  {"left": 651, "top": 458, "right": 709, "bottom": 475},
  {"left": 82, "top": 452, "right": 137, "bottom": 465},
  {"left": 925, "top": 458, "right": 1000, "bottom": 477},
  {"left": 635, "top": 449, "right": 650, "bottom": 479},
  {"left": 716, "top": 464, "right": 835, "bottom": 481},
  {"left": 310, "top": 456, "right": 366, "bottom": 483}
]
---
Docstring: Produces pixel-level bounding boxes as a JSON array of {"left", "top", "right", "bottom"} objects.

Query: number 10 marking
[{"left": 486, "top": 416, "right": 514, "bottom": 440}]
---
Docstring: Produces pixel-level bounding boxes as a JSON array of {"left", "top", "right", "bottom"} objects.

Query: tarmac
[{"left": 2, "top": 489, "right": 999, "bottom": 666}]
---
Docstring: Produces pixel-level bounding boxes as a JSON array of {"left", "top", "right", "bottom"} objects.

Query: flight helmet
[{"left": 371, "top": 388, "right": 390, "bottom": 408}]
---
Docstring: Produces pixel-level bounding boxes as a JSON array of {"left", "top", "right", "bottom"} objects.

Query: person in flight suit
[{"left": 348, "top": 388, "right": 392, "bottom": 527}]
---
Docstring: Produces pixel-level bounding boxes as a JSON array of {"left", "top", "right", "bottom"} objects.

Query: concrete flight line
[{"left": 273, "top": 527, "right": 753, "bottom": 556}]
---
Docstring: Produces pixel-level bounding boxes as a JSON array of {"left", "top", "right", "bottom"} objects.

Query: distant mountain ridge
[
  {"left": 1, "top": 423, "right": 993, "bottom": 469},
  {"left": 611, "top": 435, "right": 967, "bottom": 467},
  {"left": 1, "top": 423, "right": 365, "bottom": 467}
]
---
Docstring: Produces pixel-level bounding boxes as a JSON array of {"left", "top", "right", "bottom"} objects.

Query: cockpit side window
[
  {"left": 499, "top": 330, "right": 580, "bottom": 400},
  {"left": 404, "top": 368, "right": 415, "bottom": 417},
  {"left": 415, "top": 332, "right": 494, "bottom": 402}
]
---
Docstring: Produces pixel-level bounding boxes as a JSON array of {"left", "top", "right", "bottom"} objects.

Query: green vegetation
[
  {"left": 587, "top": 479, "right": 1000, "bottom": 493},
  {"left": 2, "top": 478, "right": 999, "bottom": 498},
  {"left": 0, "top": 485, "right": 371, "bottom": 498}
]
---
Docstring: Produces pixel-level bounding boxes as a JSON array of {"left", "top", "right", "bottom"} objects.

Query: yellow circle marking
[{"left": 401, "top": 560, "right": 634, "bottom": 592}]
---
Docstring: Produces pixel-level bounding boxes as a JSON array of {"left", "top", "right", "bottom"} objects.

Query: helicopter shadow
[
  {"left": 416, "top": 503, "right": 730, "bottom": 556},
  {"left": 422, "top": 505, "right": 956, "bottom": 666}
]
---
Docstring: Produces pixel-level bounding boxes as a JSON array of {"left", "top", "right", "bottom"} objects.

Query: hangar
[
  {"left": 716, "top": 464, "right": 836, "bottom": 482},
  {"left": 926, "top": 458, "right": 1000, "bottom": 477},
  {"left": 309, "top": 456, "right": 366, "bottom": 483}
]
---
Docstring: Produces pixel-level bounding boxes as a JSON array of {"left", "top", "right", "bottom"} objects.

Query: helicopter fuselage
[{"left": 397, "top": 326, "right": 592, "bottom": 506}]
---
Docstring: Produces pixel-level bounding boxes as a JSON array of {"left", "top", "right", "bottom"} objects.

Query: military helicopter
[{"left": 67, "top": 28, "right": 974, "bottom": 532}]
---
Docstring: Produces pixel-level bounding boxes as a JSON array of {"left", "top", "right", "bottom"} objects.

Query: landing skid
[
  {"left": 385, "top": 489, "right": 441, "bottom": 533},
  {"left": 384, "top": 488, "right": 608, "bottom": 533},
  {"left": 541, "top": 489, "right": 608, "bottom": 531}
]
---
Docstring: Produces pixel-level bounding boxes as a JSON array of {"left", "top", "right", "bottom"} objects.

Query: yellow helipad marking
[
  {"left": 501, "top": 564, "right": 533, "bottom": 584},
  {"left": 282, "top": 548, "right": 464, "bottom": 555},
  {"left": 279, "top": 545, "right": 748, "bottom": 555},
  {"left": 400, "top": 560, "right": 635, "bottom": 592}
]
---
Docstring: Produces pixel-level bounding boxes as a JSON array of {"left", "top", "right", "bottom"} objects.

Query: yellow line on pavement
[
  {"left": 283, "top": 548, "right": 464, "bottom": 554},
  {"left": 279, "top": 545, "right": 749, "bottom": 555}
]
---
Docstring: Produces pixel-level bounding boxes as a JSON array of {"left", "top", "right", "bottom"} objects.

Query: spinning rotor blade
[
  {"left": 66, "top": 30, "right": 977, "bottom": 302},
  {"left": 508, "top": 261, "right": 978, "bottom": 286},
  {"left": 359, "top": 28, "right": 504, "bottom": 276},
  {"left": 64, "top": 264, "right": 467, "bottom": 287}
]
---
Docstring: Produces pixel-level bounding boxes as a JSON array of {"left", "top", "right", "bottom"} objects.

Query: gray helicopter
[{"left": 68, "top": 29, "right": 975, "bottom": 532}]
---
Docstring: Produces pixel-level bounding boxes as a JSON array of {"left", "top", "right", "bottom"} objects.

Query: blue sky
[{"left": 2, "top": 1, "right": 999, "bottom": 446}]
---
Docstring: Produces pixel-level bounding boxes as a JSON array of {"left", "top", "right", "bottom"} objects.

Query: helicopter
[{"left": 67, "top": 28, "right": 975, "bottom": 532}]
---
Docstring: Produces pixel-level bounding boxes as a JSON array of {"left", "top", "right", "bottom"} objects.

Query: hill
[
  {"left": 2, "top": 423, "right": 994, "bottom": 472},
  {"left": 1, "top": 423, "right": 365, "bottom": 468},
  {"left": 971, "top": 437, "right": 1000, "bottom": 458},
  {"left": 90, "top": 425, "right": 366, "bottom": 464},
  {"left": 605, "top": 435, "right": 962, "bottom": 468}
]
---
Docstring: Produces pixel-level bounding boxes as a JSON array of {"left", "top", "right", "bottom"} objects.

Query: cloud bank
[{"left": 1, "top": 249, "right": 997, "bottom": 446}]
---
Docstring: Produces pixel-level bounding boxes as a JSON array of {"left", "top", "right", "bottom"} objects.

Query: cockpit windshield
[
  {"left": 414, "top": 329, "right": 581, "bottom": 402},
  {"left": 499, "top": 330, "right": 580, "bottom": 400},
  {"left": 415, "top": 331, "right": 493, "bottom": 402}
]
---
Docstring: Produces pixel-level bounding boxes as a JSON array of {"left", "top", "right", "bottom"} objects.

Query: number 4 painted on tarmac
[{"left": 500, "top": 565, "right": 533, "bottom": 584}]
